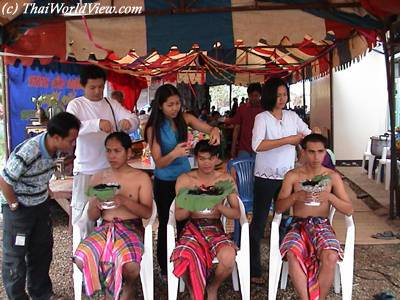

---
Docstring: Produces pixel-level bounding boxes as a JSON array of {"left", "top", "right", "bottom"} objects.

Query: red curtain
[
  {"left": 4, "top": 22, "right": 66, "bottom": 66},
  {"left": 361, "top": 0, "right": 400, "bottom": 18},
  {"left": 107, "top": 71, "right": 147, "bottom": 111}
]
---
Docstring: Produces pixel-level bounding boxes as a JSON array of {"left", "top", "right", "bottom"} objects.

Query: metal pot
[{"left": 370, "top": 134, "right": 390, "bottom": 156}]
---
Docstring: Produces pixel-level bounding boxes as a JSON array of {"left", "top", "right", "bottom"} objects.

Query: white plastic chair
[
  {"left": 268, "top": 207, "right": 355, "bottom": 300},
  {"left": 73, "top": 200, "right": 157, "bottom": 300},
  {"left": 167, "top": 198, "right": 250, "bottom": 300},
  {"left": 384, "top": 160, "right": 400, "bottom": 191},
  {"left": 376, "top": 147, "right": 390, "bottom": 185},
  {"left": 361, "top": 140, "right": 375, "bottom": 178}
]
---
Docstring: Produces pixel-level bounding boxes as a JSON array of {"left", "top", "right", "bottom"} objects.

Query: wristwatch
[{"left": 9, "top": 202, "right": 19, "bottom": 211}]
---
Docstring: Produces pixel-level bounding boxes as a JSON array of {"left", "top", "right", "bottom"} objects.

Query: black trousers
[
  {"left": 249, "top": 177, "right": 282, "bottom": 278},
  {"left": 153, "top": 178, "right": 185, "bottom": 276},
  {"left": 2, "top": 201, "right": 53, "bottom": 300}
]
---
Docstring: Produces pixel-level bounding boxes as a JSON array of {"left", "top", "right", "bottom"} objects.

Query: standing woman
[
  {"left": 145, "top": 84, "right": 220, "bottom": 279},
  {"left": 249, "top": 78, "right": 311, "bottom": 284}
]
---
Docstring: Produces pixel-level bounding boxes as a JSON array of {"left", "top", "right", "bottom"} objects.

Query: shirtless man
[
  {"left": 275, "top": 133, "right": 353, "bottom": 300},
  {"left": 73, "top": 132, "right": 152, "bottom": 300},
  {"left": 171, "top": 140, "right": 240, "bottom": 300}
]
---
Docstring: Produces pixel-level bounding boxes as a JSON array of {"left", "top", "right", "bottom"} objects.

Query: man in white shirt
[{"left": 67, "top": 65, "right": 138, "bottom": 298}]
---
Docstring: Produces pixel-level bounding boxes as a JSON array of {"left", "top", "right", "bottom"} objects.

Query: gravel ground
[{"left": 0, "top": 203, "right": 399, "bottom": 299}]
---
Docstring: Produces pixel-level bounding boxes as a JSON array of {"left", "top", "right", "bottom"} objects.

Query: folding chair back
[{"left": 226, "top": 157, "right": 255, "bottom": 212}]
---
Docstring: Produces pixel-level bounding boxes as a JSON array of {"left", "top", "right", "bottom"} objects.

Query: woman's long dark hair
[
  {"left": 144, "top": 84, "right": 187, "bottom": 145},
  {"left": 261, "top": 78, "right": 290, "bottom": 111}
]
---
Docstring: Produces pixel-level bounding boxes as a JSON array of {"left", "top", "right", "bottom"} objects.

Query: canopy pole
[
  {"left": 302, "top": 68, "right": 306, "bottom": 118},
  {"left": 329, "top": 51, "right": 334, "bottom": 150},
  {"left": 147, "top": 86, "right": 150, "bottom": 106},
  {"left": 229, "top": 84, "right": 232, "bottom": 111},
  {"left": 1, "top": 57, "right": 10, "bottom": 158},
  {"left": 382, "top": 24, "right": 399, "bottom": 219}
]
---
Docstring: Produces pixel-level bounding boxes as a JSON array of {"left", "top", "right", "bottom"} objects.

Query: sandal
[
  {"left": 374, "top": 292, "right": 396, "bottom": 300},
  {"left": 371, "top": 231, "right": 398, "bottom": 240},
  {"left": 250, "top": 277, "right": 266, "bottom": 285}
]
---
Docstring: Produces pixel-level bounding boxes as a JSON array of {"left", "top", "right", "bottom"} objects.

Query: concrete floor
[
  {"left": 335, "top": 166, "right": 399, "bottom": 245},
  {"left": 338, "top": 166, "right": 390, "bottom": 208}
]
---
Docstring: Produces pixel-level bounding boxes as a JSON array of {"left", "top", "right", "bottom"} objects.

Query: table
[
  {"left": 25, "top": 125, "right": 46, "bottom": 138},
  {"left": 49, "top": 177, "right": 73, "bottom": 231}
]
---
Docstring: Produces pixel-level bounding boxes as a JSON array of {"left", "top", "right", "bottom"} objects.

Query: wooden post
[
  {"left": 329, "top": 51, "right": 334, "bottom": 151},
  {"left": 229, "top": 84, "right": 232, "bottom": 110},
  {"left": 1, "top": 57, "right": 10, "bottom": 158},
  {"left": 302, "top": 68, "right": 306, "bottom": 117},
  {"left": 382, "top": 25, "right": 399, "bottom": 218}
]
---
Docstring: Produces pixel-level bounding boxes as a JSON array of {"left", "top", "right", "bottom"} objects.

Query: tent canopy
[{"left": 1, "top": 0, "right": 399, "bottom": 82}]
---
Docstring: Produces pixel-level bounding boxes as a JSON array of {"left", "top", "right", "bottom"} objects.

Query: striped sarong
[
  {"left": 280, "top": 217, "right": 343, "bottom": 300},
  {"left": 74, "top": 218, "right": 144, "bottom": 300},
  {"left": 171, "top": 218, "right": 236, "bottom": 300}
]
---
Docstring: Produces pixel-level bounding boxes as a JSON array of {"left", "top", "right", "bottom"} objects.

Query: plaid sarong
[
  {"left": 74, "top": 218, "right": 144, "bottom": 300},
  {"left": 280, "top": 217, "right": 343, "bottom": 300},
  {"left": 170, "top": 218, "right": 236, "bottom": 300}
]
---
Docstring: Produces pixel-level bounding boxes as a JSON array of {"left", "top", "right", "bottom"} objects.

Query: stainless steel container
[{"left": 370, "top": 134, "right": 390, "bottom": 156}]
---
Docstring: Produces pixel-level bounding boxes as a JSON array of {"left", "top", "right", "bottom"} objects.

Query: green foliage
[
  {"left": 31, "top": 92, "right": 76, "bottom": 110},
  {"left": 20, "top": 110, "right": 36, "bottom": 120},
  {"left": 176, "top": 180, "right": 234, "bottom": 212},
  {"left": 209, "top": 85, "right": 247, "bottom": 112}
]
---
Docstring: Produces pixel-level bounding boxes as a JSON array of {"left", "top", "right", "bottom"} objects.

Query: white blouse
[{"left": 252, "top": 110, "right": 311, "bottom": 180}]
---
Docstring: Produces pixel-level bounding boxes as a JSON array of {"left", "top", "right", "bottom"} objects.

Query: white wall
[
  {"left": 310, "top": 76, "right": 331, "bottom": 138},
  {"left": 332, "top": 50, "right": 388, "bottom": 160}
]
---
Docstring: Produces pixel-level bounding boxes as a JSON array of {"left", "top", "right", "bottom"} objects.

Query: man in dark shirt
[{"left": 230, "top": 83, "right": 263, "bottom": 158}]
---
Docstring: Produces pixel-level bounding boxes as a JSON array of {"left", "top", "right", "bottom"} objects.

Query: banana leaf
[
  {"left": 86, "top": 183, "right": 120, "bottom": 202},
  {"left": 176, "top": 180, "right": 234, "bottom": 212},
  {"left": 301, "top": 174, "right": 331, "bottom": 187}
]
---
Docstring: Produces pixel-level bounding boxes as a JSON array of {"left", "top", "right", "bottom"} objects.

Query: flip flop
[
  {"left": 374, "top": 292, "right": 396, "bottom": 300},
  {"left": 371, "top": 231, "right": 398, "bottom": 240},
  {"left": 250, "top": 277, "right": 266, "bottom": 285}
]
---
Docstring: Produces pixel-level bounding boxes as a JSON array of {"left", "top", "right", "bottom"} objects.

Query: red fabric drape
[
  {"left": 107, "top": 71, "right": 147, "bottom": 111},
  {"left": 4, "top": 22, "right": 66, "bottom": 66},
  {"left": 360, "top": 0, "right": 400, "bottom": 19}
]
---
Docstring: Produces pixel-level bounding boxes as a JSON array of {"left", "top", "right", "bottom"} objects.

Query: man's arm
[
  {"left": 230, "top": 124, "right": 240, "bottom": 157},
  {"left": 175, "top": 174, "right": 191, "bottom": 221},
  {"left": 327, "top": 173, "right": 353, "bottom": 216},
  {"left": 0, "top": 177, "right": 18, "bottom": 206},
  {"left": 275, "top": 171, "right": 303, "bottom": 213},
  {"left": 229, "top": 109, "right": 241, "bottom": 157},
  {"left": 114, "top": 101, "right": 139, "bottom": 132},
  {"left": 87, "top": 198, "right": 102, "bottom": 221},
  {"left": 215, "top": 177, "right": 240, "bottom": 219},
  {"left": 0, "top": 145, "right": 33, "bottom": 207},
  {"left": 66, "top": 101, "right": 101, "bottom": 135}
]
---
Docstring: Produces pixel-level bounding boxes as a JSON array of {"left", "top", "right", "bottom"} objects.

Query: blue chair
[
  {"left": 129, "top": 128, "right": 142, "bottom": 141},
  {"left": 226, "top": 157, "right": 255, "bottom": 245}
]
